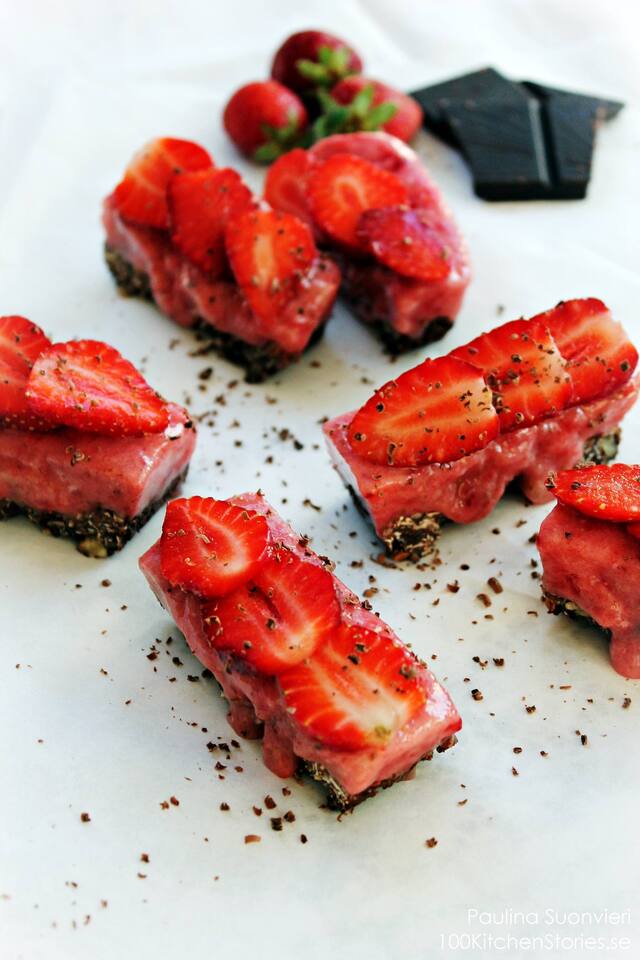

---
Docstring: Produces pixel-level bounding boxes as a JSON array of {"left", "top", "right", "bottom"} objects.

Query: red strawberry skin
[
  {"left": 160, "top": 497, "right": 269, "bottom": 597},
  {"left": 113, "top": 138, "right": 212, "bottom": 229},
  {"left": 533, "top": 298, "right": 638, "bottom": 406},
  {"left": 357, "top": 206, "right": 452, "bottom": 281},
  {"left": 203, "top": 547, "right": 341, "bottom": 674},
  {"left": 307, "top": 153, "right": 408, "bottom": 248},
  {"left": 263, "top": 148, "right": 313, "bottom": 224},
  {"left": 168, "top": 167, "right": 254, "bottom": 275},
  {"left": 548, "top": 463, "right": 640, "bottom": 523},
  {"left": 225, "top": 207, "right": 316, "bottom": 324},
  {"left": 223, "top": 81, "right": 307, "bottom": 162},
  {"left": 279, "top": 623, "right": 426, "bottom": 751},
  {"left": 0, "top": 315, "right": 52, "bottom": 430},
  {"left": 271, "top": 30, "right": 363, "bottom": 94},
  {"left": 331, "top": 76, "right": 423, "bottom": 142},
  {"left": 348, "top": 355, "right": 499, "bottom": 467},
  {"left": 451, "top": 317, "right": 572, "bottom": 431},
  {"left": 25, "top": 340, "right": 170, "bottom": 436}
]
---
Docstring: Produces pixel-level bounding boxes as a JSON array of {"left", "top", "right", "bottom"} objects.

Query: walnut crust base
[
  {"left": 0, "top": 469, "right": 187, "bottom": 558},
  {"left": 371, "top": 429, "right": 622, "bottom": 562},
  {"left": 104, "top": 244, "right": 326, "bottom": 384},
  {"left": 301, "top": 734, "right": 458, "bottom": 812},
  {"left": 542, "top": 590, "right": 610, "bottom": 637}
]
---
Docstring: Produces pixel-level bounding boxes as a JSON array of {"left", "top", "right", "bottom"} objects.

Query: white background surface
[{"left": 1, "top": 2, "right": 639, "bottom": 958}]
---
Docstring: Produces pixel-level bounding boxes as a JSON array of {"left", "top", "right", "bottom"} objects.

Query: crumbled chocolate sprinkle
[
  {"left": 425, "top": 837, "right": 438, "bottom": 848},
  {"left": 623, "top": 697, "right": 632, "bottom": 709},
  {"left": 487, "top": 576, "right": 503, "bottom": 594},
  {"left": 244, "top": 835, "right": 261, "bottom": 844},
  {"left": 80, "top": 812, "right": 91, "bottom": 823},
  {"left": 220, "top": 803, "right": 230, "bottom": 811},
  {"left": 300, "top": 834, "right": 308, "bottom": 844},
  {"left": 264, "top": 795, "right": 276, "bottom": 810},
  {"left": 270, "top": 817, "right": 283, "bottom": 832},
  {"left": 471, "top": 689, "right": 483, "bottom": 701}
]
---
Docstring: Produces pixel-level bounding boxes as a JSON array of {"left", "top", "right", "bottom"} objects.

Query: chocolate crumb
[
  {"left": 512, "top": 767, "right": 519, "bottom": 776},
  {"left": 471, "top": 689, "right": 483, "bottom": 701},
  {"left": 80, "top": 812, "right": 91, "bottom": 823},
  {"left": 264, "top": 795, "right": 276, "bottom": 810},
  {"left": 169, "top": 796, "right": 179, "bottom": 806},
  {"left": 140, "top": 853, "right": 149, "bottom": 863},
  {"left": 487, "top": 576, "right": 503, "bottom": 594},
  {"left": 220, "top": 802, "right": 230, "bottom": 812},
  {"left": 300, "top": 834, "right": 308, "bottom": 844},
  {"left": 493, "top": 657, "right": 505, "bottom": 667},
  {"left": 513, "top": 747, "right": 523, "bottom": 754},
  {"left": 623, "top": 697, "right": 632, "bottom": 709},
  {"left": 244, "top": 835, "right": 261, "bottom": 844},
  {"left": 476, "top": 593, "right": 491, "bottom": 608},
  {"left": 425, "top": 837, "right": 438, "bottom": 848},
  {"left": 270, "top": 817, "right": 283, "bottom": 832},
  {"left": 100, "top": 579, "right": 111, "bottom": 588},
  {"left": 525, "top": 705, "right": 536, "bottom": 714}
]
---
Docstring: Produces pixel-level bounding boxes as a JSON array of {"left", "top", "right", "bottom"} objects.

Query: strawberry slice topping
[
  {"left": 348, "top": 355, "right": 498, "bottom": 467},
  {"left": 203, "top": 548, "right": 340, "bottom": 674},
  {"left": 25, "top": 340, "right": 170, "bottom": 435},
  {"left": 113, "top": 137, "right": 213, "bottom": 229},
  {"left": 547, "top": 464, "right": 640, "bottom": 523},
  {"left": 307, "top": 153, "right": 408, "bottom": 248},
  {"left": 279, "top": 623, "right": 426, "bottom": 751},
  {"left": 356, "top": 206, "right": 452, "bottom": 281},
  {"left": 160, "top": 497, "right": 269, "bottom": 597},
  {"left": 225, "top": 207, "right": 316, "bottom": 323},
  {"left": 534, "top": 298, "right": 638, "bottom": 406},
  {"left": 263, "top": 148, "right": 313, "bottom": 224},
  {"left": 0, "top": 315, "right": 52, "bottom": 430},
  {"left": 451, "top": 317, "right": 571, "bottom": 431},
  {"left": 168, "top": 167, "right": 254, "bottom": 275}
]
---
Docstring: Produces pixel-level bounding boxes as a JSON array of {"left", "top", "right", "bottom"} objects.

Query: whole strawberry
[
  {"left": 271, "top": 30, "right": 363, "bottom": 94},
  {"left": 331, "top": 76, "right": 423, "bottom": 142},
  {"left": 223, "top": 80, "right": 308, "bottom": 163}
]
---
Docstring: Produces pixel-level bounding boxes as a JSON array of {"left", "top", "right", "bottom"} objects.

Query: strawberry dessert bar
[
  {"left": 264, "top": 131, "right": 470, "bottom": 352},
  {"left": 140, "top": 493, "right": 461, "bottom": 809},
  {"left": 324, "top": 299, "right": 638, "bottom": 559},
  {"left": 538, "top": 463, "right": 640, "bottom": 679},
  {"left": 0, "top": 315, "right": 196, "bottom": 557},
  {"left": 103, "top": 138, "right": 340, "bottom": 382}
]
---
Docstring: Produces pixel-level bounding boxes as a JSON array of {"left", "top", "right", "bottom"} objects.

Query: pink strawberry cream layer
[
  {"left": 139, "top": 494, "right": 461, "bottom": 798},
  {"left": 324, "top": 379, "right": 638, "bottom": 539},
  {"left": 102, "top": 195, "right": 340, "bottom": 356},
  {"left": 0, "top": 403, "right": 195, "bottom": 518},
  {"left": 307, "top": 133, "right": 470, "bottom": 341},
  {"left": 538, "top": 503, "right": 640, "bottom": 679}
]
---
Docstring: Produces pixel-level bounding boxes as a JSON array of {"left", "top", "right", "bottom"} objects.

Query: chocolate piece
[
  {"left": 411, "top": 69, "right": 623, "bottom": 201},
  {"left": 411, "top": 68, "right": 528, "bottom": 146},
  {"left": 0, "top": 468, "right": 187, "bottom": 557},
  {"left": 105, "top": 245, "right": 327, "bottom": 383}
]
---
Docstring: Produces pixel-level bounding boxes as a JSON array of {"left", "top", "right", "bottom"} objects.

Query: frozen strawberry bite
[
  {"left": 139, "top": 493, "right": 461, "bottom": 809},
  {"left": 538, "top": 464, "right": 640, "bottom": 679},
  {"left": 324, "top": 299, "right": 639, "bottom": 559},
  {"left": 103, "top": 138, "right": 340, "bottom": 382},
  {"left": 0, "top": 315, "right": 195, "bottom": 557},
  {"left": 264, "top": 131, "right": 470, "bottom": 351}
]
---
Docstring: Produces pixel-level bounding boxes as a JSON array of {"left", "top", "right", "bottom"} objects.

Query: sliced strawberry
[
  {"left": 160, "top": 497, "right": 269, "bottom": 597},
  {"left": 451, "top": 317, "right": 572, "bottom": 431},
  {"left": 0, "top": 315, "right": 52, "bottom": 430},
  {"left": 168, "top": 167, "right": 253, "bottom": 275},
  {"left": 533, "top": 298, "right": 638, "bottom": 406},
  {"left": 25, "top": 340, "right": 170, "bottom": 435},
  {"left": 278, "top": 623, "right": 426, "bottom": 751},
  {"left": 263, "top": 149, "right": 313, "bottom": 223},
  {"left": 203, "top": 548, "right": 340, "bottom": 674},
  {"left": 307, "top": 153, "right": 408, "bottom": 248},
  {"left": 547, "top": 464, "right": 640, "bottom": 522},
  {"left": 225, "top": 207, "right": 316, "bottom": 323},
  {"left": 357, "top": 206, "right": 452, "bottom": 281},
  {"left": 348, "top": 355, "right": 498, "bottom": 467},
  {"left": 113, "top": 138, "right": 213, "bottom": 229}
]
